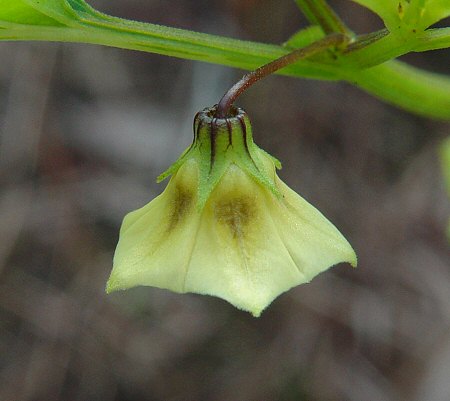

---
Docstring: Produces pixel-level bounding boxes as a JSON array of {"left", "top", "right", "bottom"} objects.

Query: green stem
[
  {"left": 1, "top": 1, "right": 449, "bottom": 120},
  {"left": 2, "top": 24, "right": 450, "bottom": 119},
  {"left": 0, "top": 25, "right": 341, "bottom": 80},
  {"left": 415, "top": 27, "right": 450, "bottom": 51},
  {"left": 347, "top": 61, "right": 450, "bottom": 120},
  {"left": 293, "top": 0, "right": 353, "bottom": 36}
]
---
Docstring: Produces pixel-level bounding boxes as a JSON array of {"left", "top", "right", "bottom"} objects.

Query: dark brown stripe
[
  {"left": 238, "top": 115, "right": 259, "bottom": 171},
  {"left": 194, "top": 117, "right": 202, "bottom": 144},
  {"left": 193, "top": 112, "right": 200, "bottom": 139},
  {"left": 226, "top": 119, "right": 233, "bottom": 147},
  {"left": 237, "top": 115, "right": 251, "bottom": 158}
]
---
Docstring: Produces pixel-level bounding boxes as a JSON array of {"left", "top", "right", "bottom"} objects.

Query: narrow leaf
[{"left": 0, "top": 0, "right": 64, "bottom": 27}]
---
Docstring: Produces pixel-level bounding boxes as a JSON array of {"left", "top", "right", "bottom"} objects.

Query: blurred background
[{"left": 0, "top": 0, "right": 449, "bottom": 400}]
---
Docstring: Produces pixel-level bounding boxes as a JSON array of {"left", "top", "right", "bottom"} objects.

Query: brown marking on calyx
[
  {"left": 167, "top": 184, "right": 193, "bottom": 232},
  {"left": 226, "top": 119, "right": 233, "bottom": 147},
  {"left": 193, "top": 115, "right": 201, "bottom": 142},
  {"left": 193, "top": 111, "right": 200, "bottom": 137},
  {"left": 215, "top": 197, "right": 255, "bottom": 239},
  {"left": 191, "top": 117, "right": 202, "bottom": 149},
  {"left": 237, "top": 115, "right": 251, "bottom": 158},
  {"left": 237, "top": 115, "right": 261, "bottom": 171}
]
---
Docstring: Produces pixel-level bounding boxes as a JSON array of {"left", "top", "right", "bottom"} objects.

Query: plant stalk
[
  {"left": 293, "top": 0, "right": 353, "bottom": 36},
  {"left": 216, "top": 33, "right": 347, "bottom": 118}
]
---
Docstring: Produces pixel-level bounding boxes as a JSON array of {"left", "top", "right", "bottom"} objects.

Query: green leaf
[
  {"left": 283, "top": 25, "right": 325, "bottom": 49},
  {"left": 1, "top": 0, "right": 116, "bottom": 28},
  {"left": 0, "top": 0, "right": 64, "bottom": 26},
  {"left": 417, "top": 0, "right": 450, "bottom": 29},
  {"left": 24, "top": 0, "right": 78, "bottom": 25},
  {"left": 348, "top": 0, "right": 450, "bottom": 31},
  {"left": 348, "top": 0, "right": 399, "bottom": 31}
]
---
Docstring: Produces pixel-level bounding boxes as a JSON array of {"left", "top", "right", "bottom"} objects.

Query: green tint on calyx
[{"left": 157, "top": 107, "right": 281, "bottom": 211}]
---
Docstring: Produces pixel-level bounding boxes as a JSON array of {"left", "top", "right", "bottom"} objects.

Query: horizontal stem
[
  {"left": 348, "top": 61, "right": 450, "bottom": 120},
  {"left": 0, "top": 24, "right": 341, "bottom": 80},
  {"left": 0, "top": 8, "right": 449, "bottom": 120}
]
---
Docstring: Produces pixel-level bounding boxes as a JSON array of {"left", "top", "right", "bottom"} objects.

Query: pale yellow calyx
[{"left": 107, "top": 106, "right": 357, "bottom": 317}]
